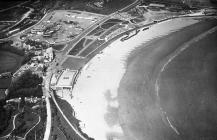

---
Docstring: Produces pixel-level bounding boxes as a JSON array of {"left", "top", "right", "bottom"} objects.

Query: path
[
  {"left": 49, "top": 91, "right": 88, "bottom": 140},
  {"left": 43, "top": 97, "right": 52, "bottom": 140},
  {"left": 59, "top": 0, "right": 141, "bottom": 64}
]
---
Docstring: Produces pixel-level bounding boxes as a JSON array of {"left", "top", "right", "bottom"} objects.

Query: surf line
[{"left": 155, "top": 25, "right": 217, "bottom": 135}]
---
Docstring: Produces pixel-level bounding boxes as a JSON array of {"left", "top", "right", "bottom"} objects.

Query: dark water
[
  {"left": 118, "top": 18, "right": 217, "bottom": 140},
  {"left": 159, "top": 27, "right": 217, "bottom": 140}
]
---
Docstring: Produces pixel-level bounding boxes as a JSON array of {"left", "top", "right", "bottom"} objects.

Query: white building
[
  {"left": 51, "top": 70, "right": 78, "bottom": 91},
  {"left": 44, "top": 47, "right": 54, "bottom": 62}
]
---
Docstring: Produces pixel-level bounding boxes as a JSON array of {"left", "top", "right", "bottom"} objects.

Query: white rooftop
[{"left": 56, "top": 70, "right": 77, "bottom": 87}]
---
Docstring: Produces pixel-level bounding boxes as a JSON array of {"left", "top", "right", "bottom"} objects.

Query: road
[
  {"left": 2, "top": 7, "right": 34, "bottom": 33},
  {"left": 59, "top": 0, "right": 141, "bottom": 64},
  {"left": 0, "top": 1, "right": 140, "bottom": 140},
  {"left": 45, "top": 1, "right": 141, "bottom": 140},
  {"left": 0, "top": 9, "right": 49, "bottom": 41},
  {"left": 49, "top": 90, "right": 88, "bottom": 140},
  {"left": 0, "top": 0, "right": 140, "bottom": 42},
  {"left": 43, "top": 97, "right": 51, "bottom": 140}
]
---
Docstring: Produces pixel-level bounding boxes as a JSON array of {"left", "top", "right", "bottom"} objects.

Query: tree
[{"left": 8, "top": 70, "right": 43, "bottom": 99}]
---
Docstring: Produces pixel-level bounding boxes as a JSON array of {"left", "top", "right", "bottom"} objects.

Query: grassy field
[
  {"left": 52, "top": 44, "right": 66, "bottom": 51},
  {"left": 84, "top": 38, "right": 94, "bottom": 47},
  {"left": 79, "top": 39, "right": 105, "bottom": 57},
  {"left": 68, "top": 38, "right": 86, "bottom": 56},
  {"left": 118, "top": 18, "right": 217, "bottom": 140},
  {"left": 88, "top": 27, "right": 104, "bottom": 36}
]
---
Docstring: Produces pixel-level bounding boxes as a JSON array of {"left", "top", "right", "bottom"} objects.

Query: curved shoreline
[
  {"left": 155, "top": 25, "right": 217, "bottom": 136},
  {"left": 118, "top": 18, "right": 217, "bottom": 140},
  {"left": 69, "top": 17, "right": 206, "bottom": 140}
]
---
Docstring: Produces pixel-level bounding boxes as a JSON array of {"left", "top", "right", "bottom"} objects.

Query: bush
[
  {"left": 0, "top": 107, "right": 12, "bottom": 133},
  {"left": 22, "top": 52, "right": 35, "bottom": 65}
]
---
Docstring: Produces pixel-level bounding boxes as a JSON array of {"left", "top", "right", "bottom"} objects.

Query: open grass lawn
[
  {"left": 101, "top": 22, "right": 117, "bottom": 30},
  {"left": 94, "top": 29, "right": 105, "bottom": 36},
  {"left": 79, "top": 24, "right": 126, "bottom": 58},
  {"left": 84, "top": 38, "right": 94, "bottom": 47},
  {"left": 68, "top": 38, "right": 85, "bottom": 56},
  {"left": 79, "top": 40, "right": 105, "bottom": 57},
  {"left": 88, "top": 27, "right": 104, "bottom": 36},
  {"left": 100, "top": 24, "right": 123, "bottom": 39},
  {"left": 52, "top": 44, "right": 66, "bottom": 51},
  {"left": 87, "top": 19, "right": 122, "bottom": 36}
]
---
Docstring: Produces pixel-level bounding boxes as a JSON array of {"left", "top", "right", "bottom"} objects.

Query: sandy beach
[
  {"left": 59, "top": 17, "right": 217, "bottom": 140},
  {"left": 54, "top": 15, "right": 217, "bottom": 140}
]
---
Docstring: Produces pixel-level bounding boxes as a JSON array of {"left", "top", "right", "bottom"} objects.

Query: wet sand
[{"left": 118, "top": 18, "right": 217, "bottom": 140}]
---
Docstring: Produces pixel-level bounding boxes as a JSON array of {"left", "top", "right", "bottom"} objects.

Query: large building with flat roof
[{"left": 51, "top": 69, "right": 78, "bottom": 91}]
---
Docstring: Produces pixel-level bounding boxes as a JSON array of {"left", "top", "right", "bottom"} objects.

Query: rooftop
[{"left": 56, "top": 70, "right": 78, "bottom": 87}]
